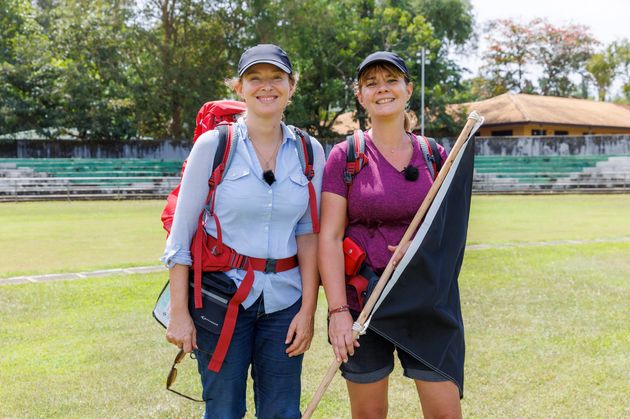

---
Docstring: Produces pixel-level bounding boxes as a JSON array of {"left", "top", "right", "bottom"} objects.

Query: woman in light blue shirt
[{"left": 162, "top": 44, "right": 324, "bottom": 419}]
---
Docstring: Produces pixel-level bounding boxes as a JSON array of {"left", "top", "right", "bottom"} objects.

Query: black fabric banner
[{"left": 368, "top": 137, "right": 475, "bottom": 397}]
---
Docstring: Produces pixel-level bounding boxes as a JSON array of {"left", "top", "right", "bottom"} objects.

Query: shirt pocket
[
  {"left": 288, "top": 173, "right": 309, "bottom": 187},
  {"left": 224, "top": 166, "right": 250, "bottom": 181}
]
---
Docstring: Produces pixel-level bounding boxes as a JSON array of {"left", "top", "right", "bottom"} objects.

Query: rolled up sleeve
[{"left": 160, "top": 130, "right": 219, "bottom": 267}]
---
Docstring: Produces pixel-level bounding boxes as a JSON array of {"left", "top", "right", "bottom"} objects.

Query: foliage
[
  {"left": 613, "top": 39, "right": 630, "bottom": 102},
  {"left": 0, "top": 0, "right": 61, "bottom": 134},
  {"left": 586, "top": 47, "right": 618, "bottom": 101},
  {"left": 534, "top": 20, "right": 597, "bottom": 97},
  {"left": 128, "top": 0, "right": 231, "bottom": 139},
  {"left": 477, "top": 18, "right": 599, "bottom": 99},
  {"left": 0, "top": 0, "right": 476, "bottom": 139}
]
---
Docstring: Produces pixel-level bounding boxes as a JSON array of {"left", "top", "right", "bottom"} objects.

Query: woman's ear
[
  {"left": 406, "top": 82, "right": 414, "bottom": 99},
  {"left": 356, "top": 89, "right": 365, "bottom": 108},
  {"left": 234, "top": 80, "right": 244, "bottom": 99}
]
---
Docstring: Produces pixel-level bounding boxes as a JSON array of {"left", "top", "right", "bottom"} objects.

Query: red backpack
[
  {"left": 161, "top": 100, "right": 247, "bottom": 234},
  {"left": 159, "top": 100, "right": 319, "bottom": 373}
]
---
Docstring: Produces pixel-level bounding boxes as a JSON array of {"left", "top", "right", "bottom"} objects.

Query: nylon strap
[{"left": 208, "top": 261, "right": 256, "bottom": 372}]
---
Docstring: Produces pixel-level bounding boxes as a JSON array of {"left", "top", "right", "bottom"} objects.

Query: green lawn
[
  {"left": 0, "top": 200, "right": 167, "bottom": 278},
  {"left": 2, "top": 195, "right": 630, "bottom": 278},
  {"left": 1, "top": 196, "right": 629, "bottom": 417}
]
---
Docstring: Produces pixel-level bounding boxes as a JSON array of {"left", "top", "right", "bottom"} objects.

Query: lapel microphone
[
  {"left": 263, "top": 169, "right": 276, "bottom": 185},
  {"left": 403, "top": 165, "right": 419, "bottom": 181}
]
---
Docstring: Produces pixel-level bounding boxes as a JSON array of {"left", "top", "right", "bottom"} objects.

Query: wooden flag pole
[{"left": 302, "top": 112, "right": 484, "bottom": 419}]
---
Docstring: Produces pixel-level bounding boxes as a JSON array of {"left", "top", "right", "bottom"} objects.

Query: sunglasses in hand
[{"left": 166, "top": 348, "right": 211, "bottom": 402}]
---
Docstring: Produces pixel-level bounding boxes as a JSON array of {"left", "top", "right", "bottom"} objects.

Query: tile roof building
[{"left": 456, "top": 93, "right": 630, "bottom": 137}]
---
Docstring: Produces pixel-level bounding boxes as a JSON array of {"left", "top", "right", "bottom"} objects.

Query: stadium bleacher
[
  {"left": 0, "top": 158, "right": 182, "bottom": 201},
  {"left": 1, "top": 155, "right": 629, "bottom": 200}
]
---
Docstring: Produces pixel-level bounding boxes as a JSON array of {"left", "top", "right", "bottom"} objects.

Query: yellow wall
[{"left": 478, "top": 123, "right": 630, "bottom": 137}]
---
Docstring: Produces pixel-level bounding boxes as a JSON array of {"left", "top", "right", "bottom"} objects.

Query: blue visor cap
[
  {"left": 238, "top": 44, "right": 292, "bottom": 76},
  {"left": 357, "top": 51, "right": 410, "bottom": 80}
]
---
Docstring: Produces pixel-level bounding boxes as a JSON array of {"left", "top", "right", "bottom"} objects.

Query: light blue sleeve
[
  {"left": 295, "top": 136, "right": 325, "bottom": 236},
  {"left": 161, "top": 130, "right": 220, "bottom": 267}
]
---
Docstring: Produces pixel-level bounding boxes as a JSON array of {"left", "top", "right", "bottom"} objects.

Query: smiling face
[
  {"left": 235, "top": 63, "right": 295, "bottom": 119},
  {"left": 356, "top": 63, "right": 413, "bottom": 121}
]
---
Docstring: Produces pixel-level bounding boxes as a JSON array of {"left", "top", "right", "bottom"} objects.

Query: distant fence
[
  {"left": 0, "top": 135, "right": 629, "bottom": 200},
  {"left": 2, "top": 134, "right": 629, "bottom": 159}
]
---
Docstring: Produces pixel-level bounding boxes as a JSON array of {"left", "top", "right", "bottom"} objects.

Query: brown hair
[{"left": 355, "top": 62, "right": 413, "bottom": 131}]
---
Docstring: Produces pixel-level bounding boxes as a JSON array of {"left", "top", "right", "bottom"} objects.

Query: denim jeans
[{"left": 193, "top": 296, "right": 303, "bottom": 419}]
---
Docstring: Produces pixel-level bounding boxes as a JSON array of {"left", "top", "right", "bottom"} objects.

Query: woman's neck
[
  {"left": 369, "top": 114, "right": 407, "bottom": 148},
  {"left": 245, "top": 114, "right": 283, "bottom": 146}
]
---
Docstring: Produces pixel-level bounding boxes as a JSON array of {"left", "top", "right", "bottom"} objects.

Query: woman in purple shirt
[
  {"left": 163, "top": 44, "right": 324, "bottom": 418},
  {"left": 319, "top": 52, "right": 461, "bottom": 418}
]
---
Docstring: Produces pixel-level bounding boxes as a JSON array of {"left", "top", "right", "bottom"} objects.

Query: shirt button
[
  {"left": 268, "top": 203, "right": 272, "bottom": 207},
  {"left": 268, "top": 190, "right": 272, "bottom": 194}
]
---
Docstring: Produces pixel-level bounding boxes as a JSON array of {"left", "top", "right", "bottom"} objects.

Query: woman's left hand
[
  {"left": 285, "top": 308, "right": 315, "bottom": 357},
  {"left": 387, "top": 241, "right": 411, "bottom": 267}
]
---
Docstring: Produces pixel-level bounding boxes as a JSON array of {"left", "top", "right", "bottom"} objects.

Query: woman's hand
[
  {"left": 285, "top": 308, "right": 315, "bottom": 357},
  {"left": 387, "top": 240, "right": 411, "bottom": 267},
  {"left": 166, "top": 309, "right": 197, "bottom": 353},
  {"left": 328, "top": 310, "right": 360, "bottom": 363}
]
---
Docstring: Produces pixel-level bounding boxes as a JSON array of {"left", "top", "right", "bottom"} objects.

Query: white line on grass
[{"left": 1, "top": 236, "right": 629, "bottom": 285}]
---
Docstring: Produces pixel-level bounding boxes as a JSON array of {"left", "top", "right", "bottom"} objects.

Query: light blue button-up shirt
[{"left": 161, "top": 118, "right": 324, "bottom": 313}]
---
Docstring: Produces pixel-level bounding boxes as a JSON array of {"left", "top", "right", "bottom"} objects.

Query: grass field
[{"left": 1, "top": 196, "right": 629, "bottom": 417}]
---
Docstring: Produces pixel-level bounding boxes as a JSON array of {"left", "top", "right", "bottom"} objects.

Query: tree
[
  {"left": 37, "top": 0, "right": 138, "bottom": 139},
  {"left": 478, "top": 18, "right": 598, "bottom": 99},
  {"left": 534, "top": 20, "right": 597, "bottom": 97},
  {"left": 479, "top": 19, "right": 536, "bottom": 95},
  {"left": 129, "top": 0, "right": 231, "bottom": 139},
  {"left": 401, "top": 0, "right": 476, "bottom": 135},
  {"left": 586, "top": 46, "right": 618, "bottom": 101},
  {"left": 614, "top": 39, "right": 630, "bottom": 101},
  {"left": 0, "top": 0, "right": 62, "bottom": 135}
]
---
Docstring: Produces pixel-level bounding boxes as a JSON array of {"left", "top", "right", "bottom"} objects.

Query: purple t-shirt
[{"left": 322, "top": 132, "right": 447, "bottom": 272}]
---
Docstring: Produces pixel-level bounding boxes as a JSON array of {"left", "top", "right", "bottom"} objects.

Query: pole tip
[{"left": 467, "top": 111, "right": 484, "bottom": 124}]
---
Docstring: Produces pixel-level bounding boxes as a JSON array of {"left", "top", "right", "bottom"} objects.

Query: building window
[
  {"left": 531, "top": 129, "right": 547, "bottom": 135},
  {"left": 554, "top": 130, "right": 569, "bottom": 136},
  {"left": 491, "top": 130, "right": 513, "bottom": 136}
]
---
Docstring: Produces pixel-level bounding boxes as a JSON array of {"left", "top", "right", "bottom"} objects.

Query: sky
[{"left": 452, "top": 0, "right": 630, "bottom": 94}]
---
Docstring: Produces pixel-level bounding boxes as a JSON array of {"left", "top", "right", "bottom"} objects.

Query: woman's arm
[
  {"left": 162, "top": 130, "right": 219, "bottom": 352},
  {"left": 165, "top": 264, "right": 197, "bottom": 352},
  {"left": 285, "top": 233, "right": 319, "bottom": 357},
  {"left": 318, "top": 192, "right": 359, "bottom": 363}
]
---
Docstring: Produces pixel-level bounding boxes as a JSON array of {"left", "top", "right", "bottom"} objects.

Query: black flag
[{"left": 366, "top": 136, "right": 475, "bottom": 397}]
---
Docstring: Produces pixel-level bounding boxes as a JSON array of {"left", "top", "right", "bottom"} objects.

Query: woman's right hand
[
  {"left": 328, "top": 310, "right": 360, "bottom": 363},
  {"left": 166, "top": 309, "right": 197, "bottom": 353}
]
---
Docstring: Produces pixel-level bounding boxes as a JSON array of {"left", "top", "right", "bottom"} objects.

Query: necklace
[
  {"left": 250, "top": 138, "right": 282, "bottom": 185},
  {"left": 375, "top": 137, "right": 411, "bottom": 154}
]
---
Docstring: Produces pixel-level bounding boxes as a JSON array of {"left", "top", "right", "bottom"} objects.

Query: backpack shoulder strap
[
  {"left": 290, "top": 126, "right": 319, "bottom": 233},
  {"left": 427, "top": 136, "right": 442, "bottom": 174},
  {"left": 291, "top": 126, "right": 314, "bottom": 180},
  {"left": 416, "top": 134, "right": 441, "bottom": 180},
  {"left": 213, "top": 123, "right": 238, "bottom": 181},
  {"left": 344, "top": 130, "right": 367, "bottom": 184}
]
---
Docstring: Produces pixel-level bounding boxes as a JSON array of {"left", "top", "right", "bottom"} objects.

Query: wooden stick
[{"left": 302, "top": 112, "right": 483, "bottom": 419}]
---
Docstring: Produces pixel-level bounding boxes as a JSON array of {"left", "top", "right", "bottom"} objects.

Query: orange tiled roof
[{"left": 456, "top": 93, "right": 630, "bottom": 128}]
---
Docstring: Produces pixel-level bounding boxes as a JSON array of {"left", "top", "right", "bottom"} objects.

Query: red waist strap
[
  {"left": 247, "top": 255, "right": 299, "bottom": 273},
  {"left": 206, "top": 254, "right": 298, "bottom": 373},
  {"left": 191, "top": 230, "right": 299, "bottom": 373}
]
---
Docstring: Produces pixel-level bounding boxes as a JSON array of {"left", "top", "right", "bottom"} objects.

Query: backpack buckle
[{"left": 264, "top": 259, "right": 278, "bottom": 273}]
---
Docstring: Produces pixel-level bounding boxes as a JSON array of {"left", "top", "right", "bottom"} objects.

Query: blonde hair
[{"left": 355, "top": 62, "right": 412, "bottom": 132}]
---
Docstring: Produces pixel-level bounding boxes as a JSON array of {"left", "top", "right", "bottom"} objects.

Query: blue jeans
[{"left": 194, "top": 297, "right": 303, "bottom": 419}]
